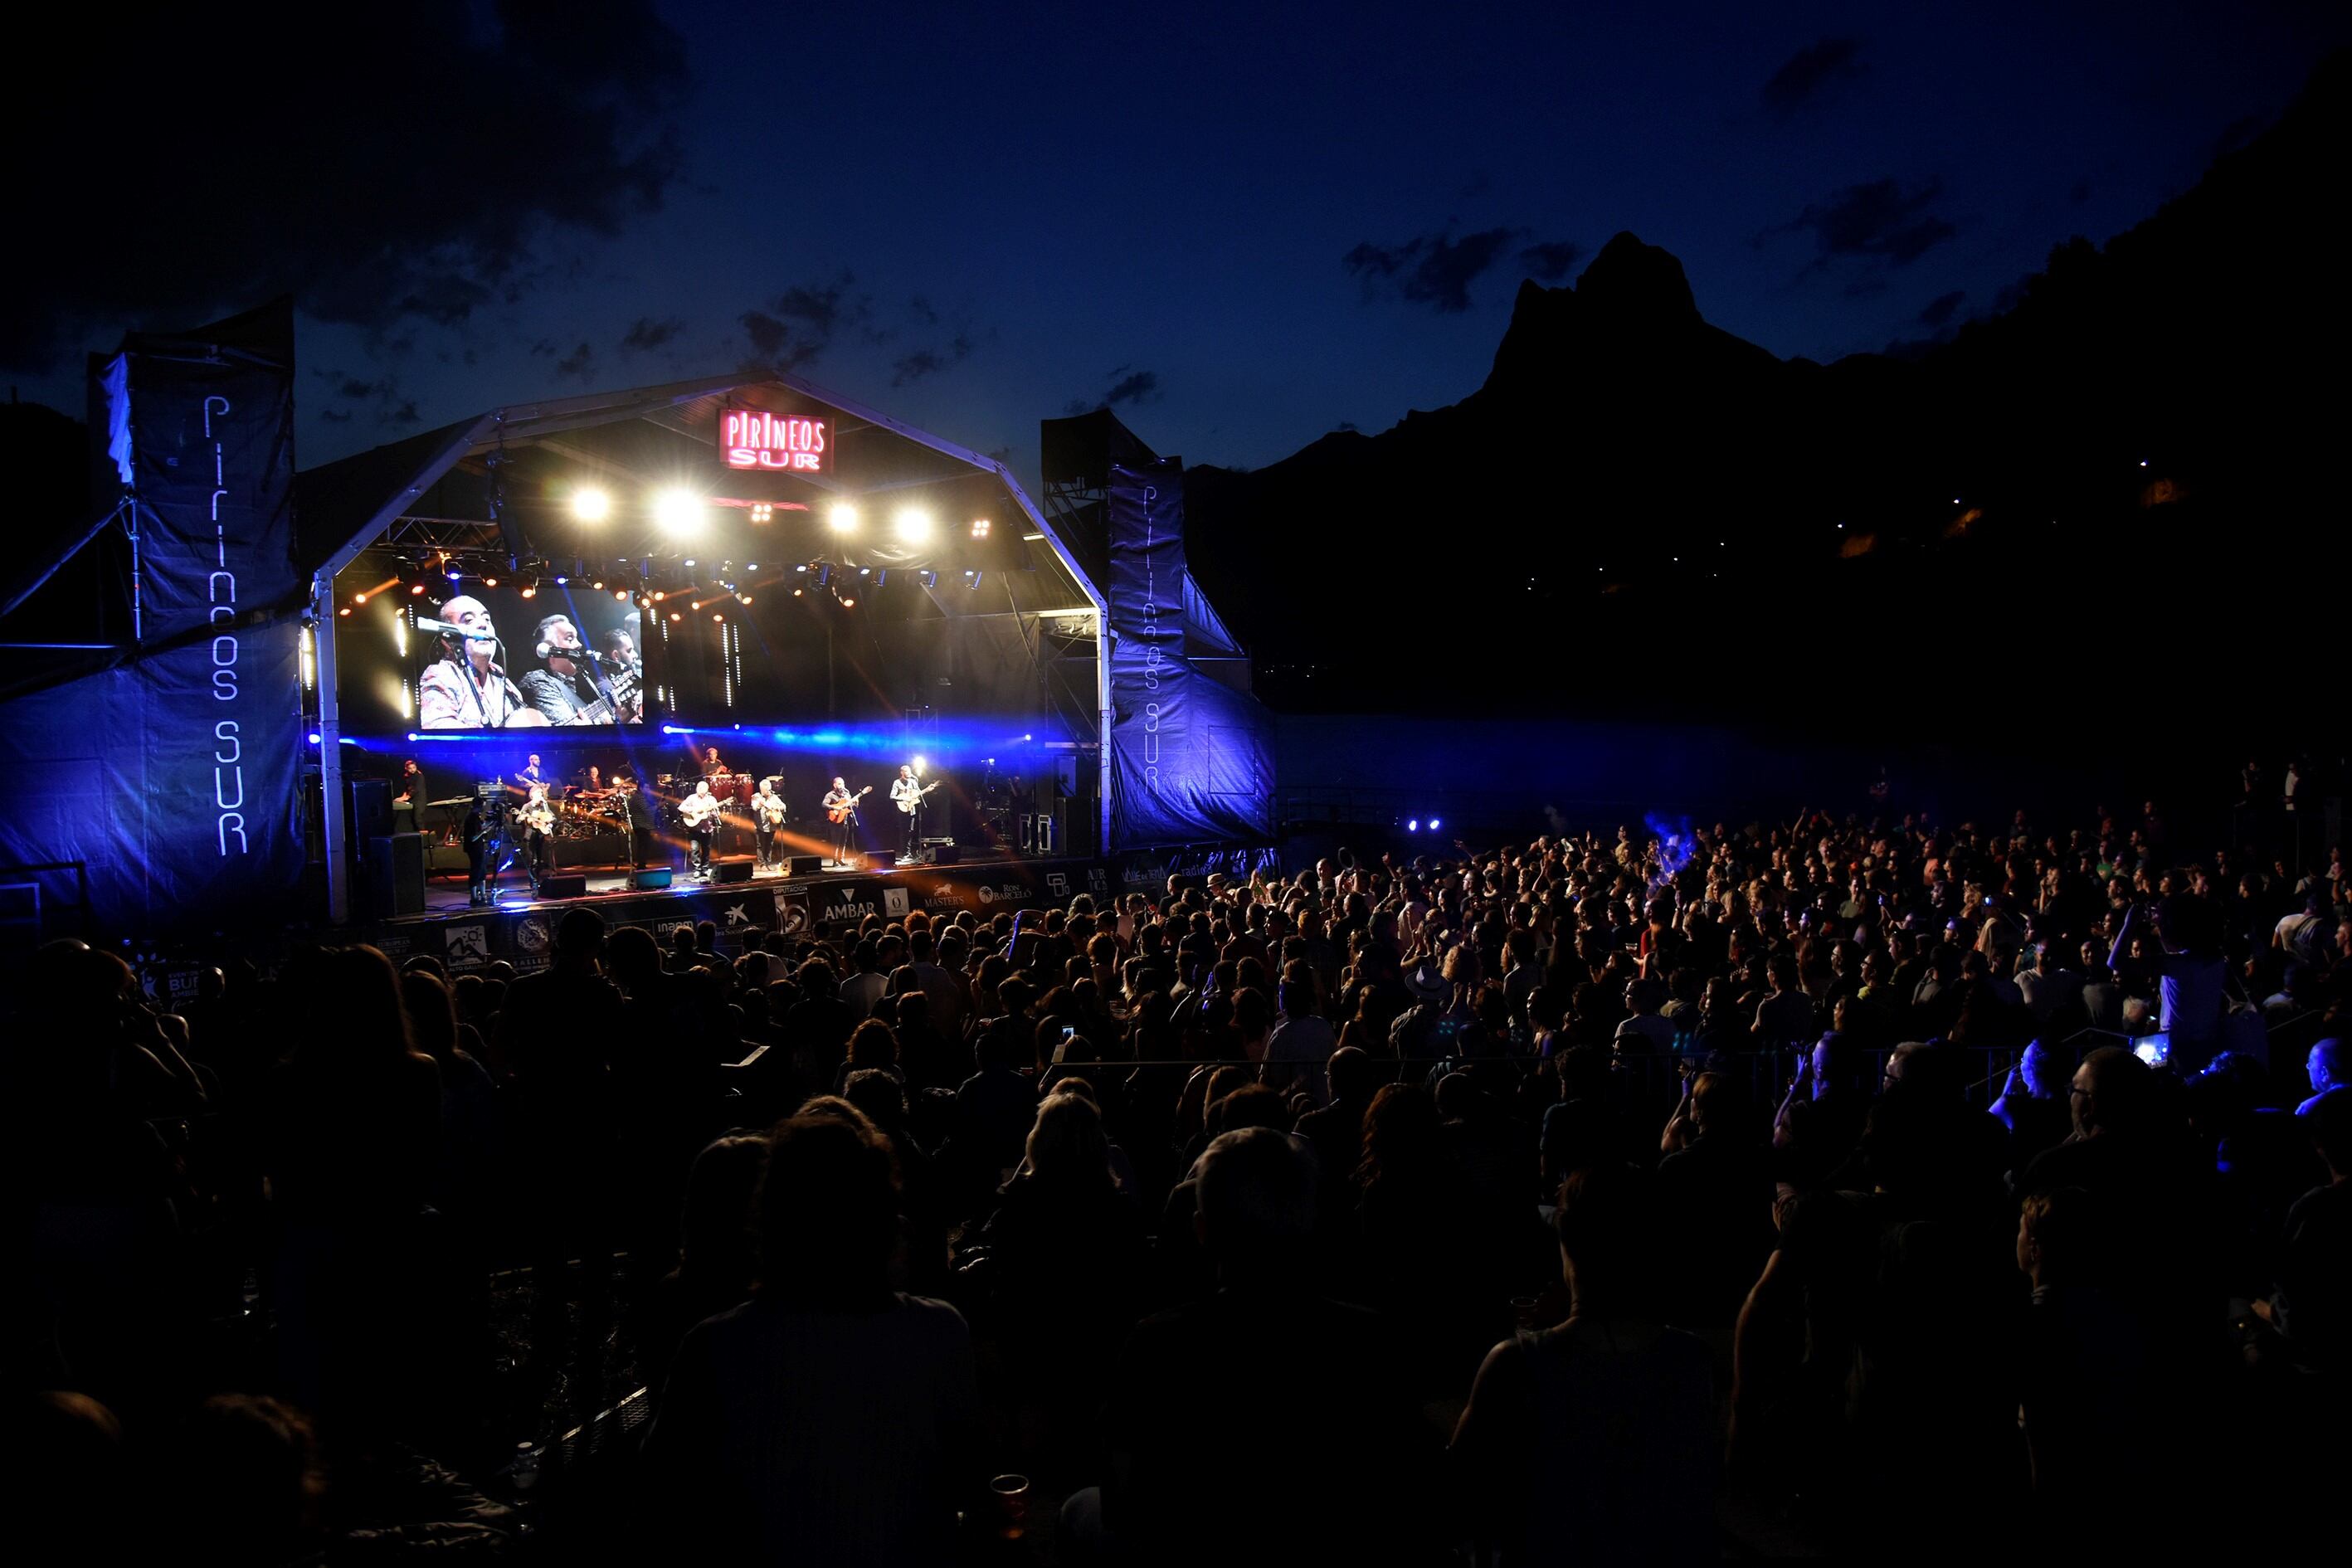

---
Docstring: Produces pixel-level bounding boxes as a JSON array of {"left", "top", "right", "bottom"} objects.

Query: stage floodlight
[
  {"left": 738, "top": 593, "right": 752, "bottom": 605},
  {"left": 829, "top": 503, "right": 859, "bottom": 533},
  {"left": 655, "top": 489, "right": 705, "bottom": 535},
  {"left": 1429, "top": 817, "right": 1442, "bottom": 830},
  {"left": 483, "top": 575, "right": 499, "bottom": 588},
  {"left": 683, "top": 558, "right": 697, "bottom": 567},
  {"left": 352, "top": 592, "right": 368, "bottom": 605},
  {"left": 571, "top": 486, "right": 611, "bottom": 523},
  {"left": 409, "top": 582, "right": 427, "bottom": 596},
  {"left": 967, "top": 571, "right": 984, "bottom": 589},
  {"left": 1406, "top": 819, "right": 1419, "bottom": 832},
  {"left": 913, "top": 756, "right": 927, "bottom": 775},
  {"left": 894, "top": 506, "right": 933, "bottom": 544},
  {"left": 338, "top": 606, "right": 352, "bottom": 617},
  {"left": 970, "top": 518, "right": 991, "bottom": 538},
  {"left": 712, "top": 612, "right": 724, "bottom": 623},
  {"left": 614, "top": 588, "right": 630, "bottom": 601},
  {"left": 840, "top": 595, "right": 856, "bottom": 608}
]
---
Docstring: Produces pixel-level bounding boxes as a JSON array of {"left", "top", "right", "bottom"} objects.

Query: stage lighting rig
[
  {"left": 655, "top": 489, "right": 705, "bottom": 536},
  {"left": 571, "top": 486, "right": 611, "bottom": 523},
  {"left": 894, "top": 507, "right": 933, "bottom": 544},
  {"left": 829, "top": 503, "right": 859, "bottom": 533}
]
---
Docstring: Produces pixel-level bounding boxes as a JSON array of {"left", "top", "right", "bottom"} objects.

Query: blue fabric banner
[
  {"left": 1104, "top": 460, "right": 1274, "bottom": 850},
  {"left": 0, "top": 304, "right": 306, "bottom": 938}
]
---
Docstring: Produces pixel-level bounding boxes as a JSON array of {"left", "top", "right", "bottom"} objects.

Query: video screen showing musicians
[{"left": 416, "top": 587, "right": 645, "bottom": 731}]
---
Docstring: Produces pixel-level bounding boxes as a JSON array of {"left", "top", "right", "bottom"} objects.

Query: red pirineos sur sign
[{"left": 722, "top": 407, "right": 830, "bottom": 473}]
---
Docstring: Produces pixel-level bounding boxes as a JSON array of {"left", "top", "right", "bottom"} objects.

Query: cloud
[
  {"left": 312, "top": 367, "right": 421, "bottom": 427},
  {"left": 1760, "top": 37, "right": 1867, "bottom": 119},
  {"left": 554, "top": 342, "right": 597, "bottom": 381},
  {"left": 619, "top": 314, "right": 684, "bottom": 353},
  {"left": 2, "top": 4, "right": 691, "bottom": 373},
  {"left": 1344, "top": 226, "right": 1522, "bottom": 312},
  {"left": 892, "top": 333, "right": 976, "bottom": 387},
  {"left": 1064, "top": 364, "right": 1163, "bottom": 415},
  {"left": 738, "top": 272, "right": 865, "bottom": 372},
  {"left": 1518, "top": 240, "right": 1585, "bottom": 282},
  {"left": 1773, "top": 177, "right": 1955, "bottom": 268},
  {"left": 1916, "top": 290, "right": 1966, "bottom": 328}
]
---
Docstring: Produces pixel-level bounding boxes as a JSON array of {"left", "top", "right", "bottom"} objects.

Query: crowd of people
[{"left": 12, "top": 793, "right": 2347, "bottom": 1562}]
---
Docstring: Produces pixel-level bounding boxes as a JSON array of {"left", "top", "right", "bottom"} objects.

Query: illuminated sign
[{"left": 723, "top": 407, "right": 831, "bottom": 473}]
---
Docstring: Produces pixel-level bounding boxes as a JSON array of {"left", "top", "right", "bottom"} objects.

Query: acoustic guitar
[{"left": 826, "top": 786, "right": 873, "bottom": 824}]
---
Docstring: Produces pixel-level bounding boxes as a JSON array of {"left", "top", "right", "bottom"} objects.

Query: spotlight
[
  {"left": 683, "top": 558, "right": 697, "bottom": 567},
  {"left": 670, "top": 611, "right": 682, "bottom": 621},
  {"left": 749, "top": 502, "right": 773, "bottom": 524},
  {"left": 874, "top": 570, "right": 888, "bottom": 587},
  {"left": 615, "top": 588, "right": 631, "bottom": 601},
  {"left": 815, "top": 566, "right": 831, "bottom": 587},
  {"left": 1429, "top": 817, "right": 1442, "bottom": 830},
  {"left": 352, "top": 592, "right": 368, "bottom": 604},
  {"left": 840, "top": 596, "right": 856, "bottom": 609},
  {"left": 738, "top": 594, "right": 752, "bottom": 605},
  {"left": 971, "top": 518, "right": 992, "bottom": 538},
  {"left": 792, "top": 587, "right": 804, "bottom": 597},
  {"left": 519, "top": 584, "right": 536, "bottom": 599},
  {"left": 745, "top": 562, "right": 757, "bottom": 571},
  {"left": 570, "top": 486, "right": 611, "bottom": 523},
  {"left": 654, "top": 489, "right": 704, "bottom": 535},
  {"left": 653, "top": 591, "right": 666, "bottom": 601},
  {"left": 912, "top": 756, "right": 927, "bottom": 775},
  {"left": 967, "top": 571, "right": 983, "bottom": 589},
  {"left": 795, "top": 563, "right": 807, "bottom": 573},
  {"left": 482, "top": 576, "right": 499, "bottom": 588},
  {"left": 893, "top": 506, "right": 933, "bottom": 544},
  {"left": 712, "top": 612, "right": 724, "bottom": 622},
  {"left": 1406, "top": 819, "right": 1419, "bottom": 833},
  {"left": 337, "top": 606, "right": 352, "bottom": 617},
  {"left": 919, "top": 569, "right": 937, "bottom": 588},
  {"left": 409, "top": 582, "right": 427, "bottom": 597},
  {"left": 829, "top": 503, "right": 859, "bottom": 533},
  {"left": 592, "top": 579, "right": 604, "bottom": 590}
]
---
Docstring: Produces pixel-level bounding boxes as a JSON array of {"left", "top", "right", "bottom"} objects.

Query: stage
[{"left": 358, "top": 840, "right": 1283, "bottom": 975}]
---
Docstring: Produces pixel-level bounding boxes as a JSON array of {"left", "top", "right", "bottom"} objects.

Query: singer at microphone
[{"left": 416, "top": 594, "right": 544, "bottom": 729}]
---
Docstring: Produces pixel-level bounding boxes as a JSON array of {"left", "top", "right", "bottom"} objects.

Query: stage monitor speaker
[
  {"left": 348, "top": 778, "right": 394, "bottom": 842},
  {"left": 538, "top": 873, "right": 587, "bottom": 899},
  {"left": 711, "top": 859, "right": 755, "bottom": 884},
  {"left": 1061, "top": 801, "right": 1098, "bottom": 858},
  {"left": 631, "top": 867, "right": 674, "bottom": 890},
  {"left": 363, "top": 832, "right": 426, "bottom": 918},
  {"left": 866, "top": 850, "right": 897, "bottom": 870},
  {"left": 929, "top": 841, "right": 961, "bottom": 865},
  {"left": 786, "top": 855, "right": 825, "bottom": 876}
]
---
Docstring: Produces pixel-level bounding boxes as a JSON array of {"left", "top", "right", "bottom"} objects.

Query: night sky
[{"left": 7, "top": 2, "right": 2341, "bottom": 489}]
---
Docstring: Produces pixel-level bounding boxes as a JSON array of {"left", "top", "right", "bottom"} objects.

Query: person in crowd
[
  {"left": 1453, "top": 1162, "right": 1716, "bottom": 1566},
  {"left": 644, "top": 1113, "right": 979, "bottom": 1560}
]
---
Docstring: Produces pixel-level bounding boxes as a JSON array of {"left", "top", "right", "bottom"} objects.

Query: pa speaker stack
[{"left": 363, "top": 832, "right": 427, "bottom": 918}]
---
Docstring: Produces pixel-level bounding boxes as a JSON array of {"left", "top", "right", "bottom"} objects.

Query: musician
[
  {"left": 418, "top": 595, "right": 541, "bottom": 729},
  {"left": 518, "top": 614, "right": 601, "bottom": 725},
  {"left": 611, "top": 772, "right": 648, "bottom": 869},
  {"left": 462, "top": 797, "right": 495, "bottom": 906},
  {"left": 681, "top": 779, "right": 719, "bottom": 880},
  {"left": 889, "top": 763, "right": 928, "bottom": 862},
  {"left": 752, "top": 777, "right": 787, "bottom": 869},
  {"left": 822, "top": 776, "right": 864, "bottom": 867},
  {"left": 514, "top": 753, "right": 544, "bottom": 791},
  {"left": 701, "top": 743, "right": 728, "bottom": 777},
  {"left": 397, "top": 757, "right": 429, "bottom": 804},
  {"left": 603, "top": 624, "right": 641, "bottom": 676},
  {"left": 518, "top": 783, "right": 556, "bottom": 886}
]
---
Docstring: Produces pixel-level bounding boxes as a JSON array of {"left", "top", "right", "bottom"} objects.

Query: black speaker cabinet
[
  {"left": 930, "top": 840, "right": 962, "bottom": 865},
  {"left": 538, "top": 873, "right": 587, "bottom": 899},
  {"left": 786, "top": 855, "right": 825, "bottom": 876},
  {"left": 631, "top": 867, "right": 674, "bottom": 890},
  {"left": 865, "top": 849, "right": 897, "bottom": 870},
  {"left": 348, "top": 778, "right": 394, "bottom": 842},
  {"left": 363, "top": 832, "right": 426, "bottom": 918},
  {"left": 711, "top": 858, "right": 755, "bottom": 885}
]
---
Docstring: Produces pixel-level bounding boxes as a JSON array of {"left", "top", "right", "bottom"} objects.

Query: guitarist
[
  {"left": 517, "top": 783, "right": 557, "bottom": 886},
  {"left": 679, "top": 779, "right": 720, "bottom": 881},
  {"left": 752, "top": 777, "right": 788, "bottom": 869},
  {"left": 520, "top": 614, "right": 635, "bottom": 725},
  {"left": 889, "top": 762, "right": 939, "bottom": 864},
  {"left": 822, "top": 776, "right": 869, "bottom": 868}
]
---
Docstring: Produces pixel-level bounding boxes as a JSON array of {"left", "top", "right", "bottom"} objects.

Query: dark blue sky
[{"left": 9, "top": 2, "right": 2341, "bottom": 489}]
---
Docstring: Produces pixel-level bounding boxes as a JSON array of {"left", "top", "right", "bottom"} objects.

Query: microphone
[{"left": 417, "top": 616, "right": 499, "bottom": 642}]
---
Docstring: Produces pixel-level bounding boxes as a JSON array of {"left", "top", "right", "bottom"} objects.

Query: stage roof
[{"left": 297, "top": 372, "right": 1104, "bottom": 621}]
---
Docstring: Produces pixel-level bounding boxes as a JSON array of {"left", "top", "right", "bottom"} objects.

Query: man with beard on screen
[{"left": 417, "top": 595, "right": 544, "bottom": 730}]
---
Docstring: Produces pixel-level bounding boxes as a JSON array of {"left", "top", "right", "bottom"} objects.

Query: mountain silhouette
[{"left": 1187, "top": 51, "right": 2345, "bottom": 739}]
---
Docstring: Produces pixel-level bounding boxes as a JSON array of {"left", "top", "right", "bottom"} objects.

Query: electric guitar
[
  {"left": 566, "top": 668, "right": 642, "bottom": 727},
  {"left": 895, "top": 778, "right": 943, "bottom": 815},
  {"left": 755, "top": 793, "right": 786, "bottom": 829},
  {"left": 826, "top": 786, "right": 873, "bottom": 824},
  {"left": 679, "top": 793, "right": 721, "bottom": 833}
]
